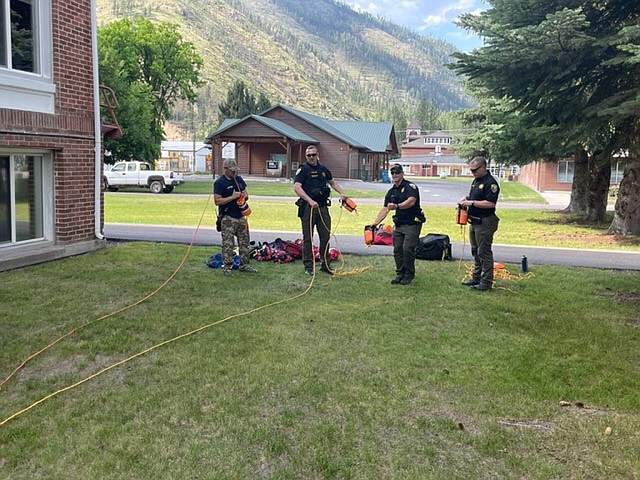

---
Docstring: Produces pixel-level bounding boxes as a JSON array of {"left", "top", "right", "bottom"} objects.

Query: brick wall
[
  {"left": 519, "top": 161, "right": 572, "bottom": 192},
  {"left": 0, "top": 0, "right": 99, "bottom": 245}
]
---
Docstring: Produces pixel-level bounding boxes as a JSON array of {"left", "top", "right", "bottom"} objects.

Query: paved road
[{"left": 104, "top": 223, "right": 640, "bottom": 271}]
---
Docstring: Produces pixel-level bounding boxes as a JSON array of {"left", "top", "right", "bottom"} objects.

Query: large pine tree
[{"left": 451, "top": 0, "right": 640, "bottom": 234}]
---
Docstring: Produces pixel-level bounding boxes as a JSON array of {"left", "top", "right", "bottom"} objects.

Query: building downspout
[{"left": 90, "top": 0, "right": 104, "bottom": 239}]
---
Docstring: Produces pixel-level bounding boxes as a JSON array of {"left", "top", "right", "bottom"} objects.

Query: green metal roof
[
  {"left": 274, "top": 105, "right": 366, "bottom": 148},
  {"left": 207, "top": 114, "right": 316, "bottom": 143},
  {"left": 328, "top": 120, "right": 396, "bottom": 153},
  {"left": 252, "top": 115, "right": 317, "bottom": 142},
  {"left": 208, "top": 104, "right": 397, "bottom": 154}
]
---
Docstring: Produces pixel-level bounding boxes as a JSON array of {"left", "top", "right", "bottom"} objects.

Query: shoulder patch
[
  {"left": 491, "top": 184, "right": 498, "bottom": 193},
  {"left": 295, "top": 168, "right": 302, "bottom": 175},
  {"left": 408, "top": 183, "right": 418, "bottom": 190}
]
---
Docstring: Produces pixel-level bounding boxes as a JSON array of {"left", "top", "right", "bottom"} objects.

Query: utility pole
[{"left": 191, "top": 102, "right": 196, "bottom": 173}]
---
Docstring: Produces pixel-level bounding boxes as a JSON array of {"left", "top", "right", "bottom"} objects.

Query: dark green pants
[
  {"left": 469, "top": 215, "right": 499, "bottom": 286},
  {"left": 392, "top": 223, "right": 422, "bottom": 279},
  {"left": 300, "top": 205, "right": 331, "bottom": 270}
]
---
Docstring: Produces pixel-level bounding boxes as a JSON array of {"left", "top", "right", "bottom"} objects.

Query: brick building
[
  {"left": 1, "top": 0, "right": 108, "bottom": 271},
  {"left": 207, "top": 104, "right": 398, "bottom": 182}
]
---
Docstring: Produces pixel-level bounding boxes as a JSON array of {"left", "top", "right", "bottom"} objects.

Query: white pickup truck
[{"left": 103, "top": 161, "right": 184, "bottom": 194}]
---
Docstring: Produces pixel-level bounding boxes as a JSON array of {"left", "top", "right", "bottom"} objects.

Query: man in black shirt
[
  {"left": 458, "top": 156, "right": 500, "bottom": 291},
  {"left": 371, "top": 164, "right": 425, "bottom": 285},
  {"left": 293, "top": 145, "right": 346, "bottom": 275}
]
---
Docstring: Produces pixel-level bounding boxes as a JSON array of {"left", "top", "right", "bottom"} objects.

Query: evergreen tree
[
  {"left": 218, "top": 80, "right": 272, "bottom": 123},
  {"left": 414, "top": 98, "right": 441, "bottom": 132},
  {"left": 451, "top": 1, "right": 640, "bottom": 232}
]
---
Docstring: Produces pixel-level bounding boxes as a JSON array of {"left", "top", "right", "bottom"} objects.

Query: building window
[
  {"left": 423, "top": 137, "right": 450, "bottom": 145},
  {"left": 0, "top": 152, "right": 53, "bottom": 246},
  {"left": 0, "top": 0, "right": 55, "bottom": 113},
  {"left": 611, "top": 161, "right": 625, "bottom": 184},
  {"left": 4, "top": 0, "right": 36, "bottom": 72},
  {"left": 557, "top": 159, "right": 574, "bottom": 183}
]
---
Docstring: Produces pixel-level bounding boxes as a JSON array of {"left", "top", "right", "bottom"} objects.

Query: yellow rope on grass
[
  {"left": 0, "top": 192, "right": 215, "bottom": 392},
  {"left": 0, "top": 276, "right": 317, "bottom": 427}
]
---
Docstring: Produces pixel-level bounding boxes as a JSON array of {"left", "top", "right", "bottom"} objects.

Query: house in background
[
  {"left": 159, "top": 141, "right": 209, "bottom": 172},
  {"left": 519, "top": 160, "right": 573, "bottom": 192},
  {"left": 400, "top": 123, "right": 467, "bottom": 177},
  {"left": 1, "top": 0, "right": 111, "bottom": 272},
  {"left": 399, "top": 121, "right": 521, "bottom": 179},
  {"left": 206, "top": 104, "right": 398, "bottom": 181},
  {"left": 519, "top": 156, "right": 625, "bottom": 192}
]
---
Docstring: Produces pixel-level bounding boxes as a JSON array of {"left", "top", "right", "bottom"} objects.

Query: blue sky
[{"left": 346, "top": 0, "right": 485, "bottom": 52}]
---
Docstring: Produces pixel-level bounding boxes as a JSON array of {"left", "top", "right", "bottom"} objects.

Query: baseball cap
[
  {"left": 390, "top": 164, "right": 403, "bottom": 174},
  {"left": 223, "top": 159, "right": 238, "bottom": 171}
]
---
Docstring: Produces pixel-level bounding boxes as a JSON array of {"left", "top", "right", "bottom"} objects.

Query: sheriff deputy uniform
[{"left": 464, "top": 163, "right": 500, "bottom": 289}]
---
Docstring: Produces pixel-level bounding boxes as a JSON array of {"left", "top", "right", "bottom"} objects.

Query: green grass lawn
[
  {"left": 160, "top": 179, "right": 386, "bottom": 198},
  {"left": 104, "top": 192, "right": 639, "bottom": 251},
  {"left": 142, "top": 177, "right": 547, "bottom": 203},
  {"left": 1, "top": 243, "right": 639, "bottom": 479}
]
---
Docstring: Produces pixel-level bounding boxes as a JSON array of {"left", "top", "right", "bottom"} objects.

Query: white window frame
[
  {"left": 0, "top": 0, "right": 55, "bottom": 114},
  {"left": 557, "top": 159, "right": 574, "bottom": 183},
  {"left": 611, "top": 161, "right": 625, "bottom": 184},
  {"left": 0, "top": 149, "right": 54, "bottom": 247}
]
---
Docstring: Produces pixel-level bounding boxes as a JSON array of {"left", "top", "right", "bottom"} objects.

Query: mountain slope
[{"left": 96, "top": 0, "right": 469, "bottom": 129}]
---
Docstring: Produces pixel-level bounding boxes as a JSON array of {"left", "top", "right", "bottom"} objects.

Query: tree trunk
[
  {"left": 606, "top": 157, "right": 640, "bottom": 235},
  {"left": 564, "top": 148, "right": 588, "bottom": 213},
  {"left": 583, "top": 152, "right": 611, "bottom": 222}
]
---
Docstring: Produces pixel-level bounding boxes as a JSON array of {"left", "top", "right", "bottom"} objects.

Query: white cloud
[
  {"left": 423, "top": 0, "right": 482, "bottom": 26},
  {"left": 422, "top": 14, "right": 446, "bottom": 27},
  {"left": 346, "top": 0, "right": 485, "bottom": 50}
]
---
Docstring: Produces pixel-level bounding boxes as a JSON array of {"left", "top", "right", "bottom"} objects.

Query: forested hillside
[{"left": 96, "top": 0, "right": 470, "bottom": 137}]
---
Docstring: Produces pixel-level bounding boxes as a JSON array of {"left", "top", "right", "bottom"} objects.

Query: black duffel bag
[{"left": 415, "top": 233, "right": 452, "bottom": 261}]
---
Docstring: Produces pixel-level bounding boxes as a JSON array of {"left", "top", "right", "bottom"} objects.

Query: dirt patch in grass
[
  {"left": 536, "top": 231, "right": 640, "bottom": 247},
  {"left": 596, "top": 287, "right": 640, "bottom": 303},
  {"left": 533, "top": 211, "right": 613, "bottom": 226},
  {"left": 596, "top": 288, "right": 640, "bottom": 327},
  {"left": 17, "top": 353, "right": 128, "bottom": 383},
  {"left": 529, "top": 213, "right": 640, "bottom": 245}
]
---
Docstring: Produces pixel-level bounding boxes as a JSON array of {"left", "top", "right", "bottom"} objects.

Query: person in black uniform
[
  {"left": 370, "top": 163, "right": 425, "bottom": 285},
  {"left": 293, "top": 145, "right": 346, "bottom": 275},
  {"left": 459, "top": 156, "right": 500, "bottom": 291}
]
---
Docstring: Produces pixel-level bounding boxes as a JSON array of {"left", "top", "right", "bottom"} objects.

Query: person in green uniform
[{"left": 459, "top": 156, "right": 500, "bottom": 291}]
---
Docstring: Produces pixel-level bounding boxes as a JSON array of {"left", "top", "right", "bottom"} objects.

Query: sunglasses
[
  {"left": 470, "top": 166, "right": 482, "bottom": 173},
  {"left": 306, "top": 153, "right": 317, "bottom": 157},
  {"left": 390, "top": 170, "right": 402, "bottom": 174}
]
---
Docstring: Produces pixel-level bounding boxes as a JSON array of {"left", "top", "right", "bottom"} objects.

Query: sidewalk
[{"left": 539, "top": 191, "right": 570, "bottom": 209}]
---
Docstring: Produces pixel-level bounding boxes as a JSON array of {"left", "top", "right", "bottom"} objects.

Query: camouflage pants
[{"left": 220, "top": 215, "right": 251, "bottom": 271}]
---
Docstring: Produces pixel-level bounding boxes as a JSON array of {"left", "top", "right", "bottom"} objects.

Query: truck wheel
[
  {"left": 104, "top": 178, "right": 118, "bottom": 192},
  {"left": 162, "top": 186, "right": 174, "bottom": 194},
  {"left": 150, "top": 180, "right": 164, "bottom": 194}
]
